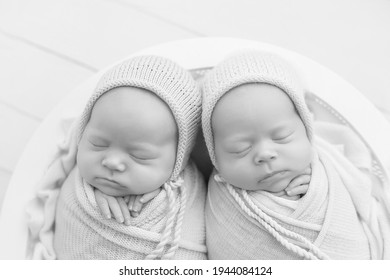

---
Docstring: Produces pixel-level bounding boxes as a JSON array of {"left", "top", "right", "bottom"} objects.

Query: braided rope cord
[
  {"left": 145, "top": 178, "right": 185, "bottom": 259},
  {"left": 162, "top": 180, "right": 187, "bottom": 259},
  {"left": 215, "top": 175, "right": 330, "bottom": 260}
]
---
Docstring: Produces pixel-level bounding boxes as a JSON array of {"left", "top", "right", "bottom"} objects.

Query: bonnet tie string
[
  {"left": 145, "top": 177, "right": 186, "bottom": 260},
  {"left": 214, "top": 174, "right": 330, "bottom": 260}
]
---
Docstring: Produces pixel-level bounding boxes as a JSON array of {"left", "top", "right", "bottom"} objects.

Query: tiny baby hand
[
  {"left": 273, "top": 190, "right": 301, "bottom": 201},
  {"left": 285, "top": 166, "right": 312, "bottom": 198},
  {"left": 94, "top": 188, "right": 131, "bottom": 226},
  {"left": 127, "top": 188, "right": 161, "bottom": 217}
]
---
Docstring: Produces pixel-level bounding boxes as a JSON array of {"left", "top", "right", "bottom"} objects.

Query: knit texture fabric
[
  {"left": 206, "top": 149, "right": 371, "bottom": 259},
  {"left": 79, "top": 55, "right": 202, "bottom": 180},
  {"left": 205, "top": 127, "right": 390, "bottom": 260},
  {"left": 54, "top": 160, "right": 207, "bottom": 260},
  {"left": 202, "top": 51, "right": 313, "bottom": 169}
]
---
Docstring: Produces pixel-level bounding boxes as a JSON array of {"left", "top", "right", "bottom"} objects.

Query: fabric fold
[
  {"left": 206, "top": 143, "right": 389, "bottom": 259},
  {"left": 26, "top": 123, "right": 207, "bottom": 260}
]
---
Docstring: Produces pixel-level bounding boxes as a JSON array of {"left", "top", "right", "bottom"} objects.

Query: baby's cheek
[
  {"left": 218, "top": 160, "right": 250, "bottom": 187},
  {"left": 77, "top": 150, "right": 98, "bottom": 180},
  {"left": 135, "top": 164, "right": 171, "bottom": 192},
  {"left": 217, "top": 159, "right": 235, "bottom": 176},
  {"left": 287, "top": 141, "right": 312, "bottom": 170},
  {"left": 299, "top": 145, "right": 313, "bottom": 169}
]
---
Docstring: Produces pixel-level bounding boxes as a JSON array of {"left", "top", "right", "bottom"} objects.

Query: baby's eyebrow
[
  {"left": 271, "top": 122, "right": 295, "bottom": 132},
  {"left": 272, "top": 126, "right": 292, "bottom": 133},
  {"left": 85, "top": 127, "right": 106, "bottom": 137},
  {"left": 87, "top": 133, "right": 107, "bottom": 141},
  {"left": 126, "top": 142, "right": 161, "bottom": 153},
  {"left": 222, "top": 135, "right": 251, "bottom": 145}
]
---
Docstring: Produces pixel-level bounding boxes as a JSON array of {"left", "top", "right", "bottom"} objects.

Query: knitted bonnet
[
  {"left": 77, "top": 55, "right": 202, "bottom": 259},
  {"left": 202, "top": 51, "right": 313, "bottom": 169},
  {"left": 78, "top": 55, "right": 202, "bottom": 181}
]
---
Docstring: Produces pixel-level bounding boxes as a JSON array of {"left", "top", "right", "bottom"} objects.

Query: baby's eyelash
[
  {"left": 129, "top": 154, "right": 156, "bottom": 161},
  {"left": 131, "top": 155, "right": 148, "bottom": 160},
  {"left": 274, "top": 132, "right": 293, "bottom": 141},
  {"left": 89, "top": 141, "right": 107, "bottom": 148},
  {"left": 232, "top": 146, "right": 251, "bottom": 155}
]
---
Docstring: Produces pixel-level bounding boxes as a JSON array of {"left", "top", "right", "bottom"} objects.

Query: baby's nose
[
  {"left": 253, "top": 145, "right": 277, "bottom": 164},
  {"left": 101, "top": 155, "right": 126, "bottom": 172}
]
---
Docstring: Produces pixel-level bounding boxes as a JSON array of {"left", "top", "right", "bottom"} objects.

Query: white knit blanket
[
  {"left": 206, "top": 134, "right": 390, "bottom": 259},
  {"left": 53, "top": 162, "right": 207, "bottom": 260}
]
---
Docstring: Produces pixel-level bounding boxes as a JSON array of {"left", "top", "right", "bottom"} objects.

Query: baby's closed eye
[
  {"left": 226, "top": 145, "right": 252, "bottom": 156},
  {"left": 129, "top": 152, "right": 158, "bottom": 161},
  {"left": 88, "top": 139, "right": 108, "bottom": 148},
  {"left": 273, "top": 131, "right": 294, "bottom": 142}
]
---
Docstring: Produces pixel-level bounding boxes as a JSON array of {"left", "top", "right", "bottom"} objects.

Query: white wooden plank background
[{"left": 0, "top": 0, "right": 389, "bottom": 212}]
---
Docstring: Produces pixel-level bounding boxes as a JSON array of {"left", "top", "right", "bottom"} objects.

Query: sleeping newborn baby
[
  {"left": 201, "top": 51, "right": 389, "bottom": 259},
  {"left": 29, "top": 55, "right": 207, "bottom": 260}
]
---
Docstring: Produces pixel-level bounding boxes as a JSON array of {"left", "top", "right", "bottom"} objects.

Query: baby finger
[
  {"left": 286, "top": 184, "right": 309, "bottom": 196},
  {"left": 94, "top": 189, "right": 111, "bottom": 219},
  {"left": 118, "top": 197, "right": 131, "bottom": 226},
  {"left": 106, "top": 196, "right": 124, "bottom": 224},
  {"left": 286, "top": 174, "right": 311, "bottom": 190}
]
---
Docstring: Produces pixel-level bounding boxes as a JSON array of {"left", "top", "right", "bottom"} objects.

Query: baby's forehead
[
  {"left": 224, "top": 83, "right": 287, "bottom": 100},
  {"left": 215, "top": 83, "right": 295, "bottom": 114},
  {"left": 93, "top": 86, "right": 173, "bottom": 114},
  {"left": 211, "top": 82, "right": 301, "bottom": 131},
  {"left": 89, "top": 86, "right": 176, "bottom": 126},
  {"left": 95, "top": 86, "right": 160, "bottom": 105}
]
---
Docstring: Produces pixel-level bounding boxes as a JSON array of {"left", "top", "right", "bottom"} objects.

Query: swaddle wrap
[
  {"left": 205, "top": 137, "right": 390, "bottom": 260},
  {"left": 54, "top": 161, "right": 207, "bottom": 260},
  {"left": 26, "top": 122, "right": 207, "bottom": 259}
]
